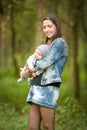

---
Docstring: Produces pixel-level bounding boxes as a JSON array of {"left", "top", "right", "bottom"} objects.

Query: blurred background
[{"left": 0, "top": 0, "right": 87, "bottom": 130}]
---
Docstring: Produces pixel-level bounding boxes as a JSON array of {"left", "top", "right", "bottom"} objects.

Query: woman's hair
[{"left": 42, "top": 14, "right": 62, "bottom": 43}]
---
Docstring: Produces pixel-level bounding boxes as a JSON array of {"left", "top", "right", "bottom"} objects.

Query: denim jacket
[{"left": 33, "top": 38, "right": 68, "bottom": 85}]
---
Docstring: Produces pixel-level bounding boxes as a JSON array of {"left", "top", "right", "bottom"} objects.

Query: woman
[{"left": 26, "top": 14, "right": 68, "bottom": 130}]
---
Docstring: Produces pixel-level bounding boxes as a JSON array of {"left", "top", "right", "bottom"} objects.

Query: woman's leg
[
  {"left": 28, "top": 103, "right": 41, "bottom": 130},
  {"left": 40, "top": 106, "right": 55, "bottom": 130}
]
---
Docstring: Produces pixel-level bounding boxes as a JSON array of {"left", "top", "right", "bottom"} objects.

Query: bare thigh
[
  {"left": 40, "top": 106, "right": 55, "bottom": 130},
  {"left": 28, "top": 103, "right": 41, "bottom": 130}
]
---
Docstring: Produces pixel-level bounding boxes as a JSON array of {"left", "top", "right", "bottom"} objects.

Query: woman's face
[{"left": 42, "top": 20, "right": 57, "bottom": 39}]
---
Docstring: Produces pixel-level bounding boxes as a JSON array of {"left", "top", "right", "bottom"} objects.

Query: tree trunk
[
  {"left": 81, "top": 0, "right": 87, "bottom": 86},
  {"left": 0, "top": 15, "right": 7, "bottom": 67},
  {"left": 10, "top": 4, "right": 19, "bottom": 77},
  {"left": 67, "top": 0, "right": 82, "bottom": 99},
  {"left": 72, "top": 25, "right": 80, "bottom": 98}
]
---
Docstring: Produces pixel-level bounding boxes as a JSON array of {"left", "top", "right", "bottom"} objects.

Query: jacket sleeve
[{"left": 33, "top": 38, "right": 68, "bottom": 70}]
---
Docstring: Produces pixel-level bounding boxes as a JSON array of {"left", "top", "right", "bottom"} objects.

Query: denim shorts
[{"left": 26, "top": 85, "right": 59, "bottom": 109}]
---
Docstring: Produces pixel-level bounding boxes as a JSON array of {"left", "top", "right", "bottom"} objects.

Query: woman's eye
[{"left": 48, "top": 25, "right": 52, "bottom": 28}]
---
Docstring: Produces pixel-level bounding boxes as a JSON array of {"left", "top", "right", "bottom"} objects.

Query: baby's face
[{"left": 34, "top": 49, "right": 43, "bottom": 60}]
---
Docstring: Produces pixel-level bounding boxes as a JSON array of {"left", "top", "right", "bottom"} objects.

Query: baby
[{"left": 17, "top": 44, "right": 50, "bottom": 82}]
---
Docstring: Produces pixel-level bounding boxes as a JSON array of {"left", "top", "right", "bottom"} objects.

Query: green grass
[
  {"left": 0, "top": 105, "right": 28, "bottom": 130},
  {"left": 56, "top": 97, "right": 87, "bottom": 130},
  {"left": 0, "top": 69, "right": 87, "bottom": 130}
]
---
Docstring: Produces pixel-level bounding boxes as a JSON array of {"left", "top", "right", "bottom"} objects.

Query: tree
[
  {"left": 80, "top": 0, "right": 87, "bottom": 85},
  {"left": 67, "top": 0, "right": 83, "bottom": 98},
  {"left": 10, "top": 0, "right": 19, "bottom": 76},
  {"left": 57, "top": 0, "right": 86, "bottom": 98},
  {"left": 0, "top": 0, "right": 8, "bottom": 67}
]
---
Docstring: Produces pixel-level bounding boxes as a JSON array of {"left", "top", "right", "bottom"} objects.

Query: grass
[
  {"left": 56, "top": 97, "right": 87, "bottom": 130},
  {"left": 0, "top": 68, "right": 87, "bottom": 130}
]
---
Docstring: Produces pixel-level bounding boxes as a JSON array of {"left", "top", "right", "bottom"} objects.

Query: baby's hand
[
  {"left": 25, "top": 66, "right": 33, "bottom": 78},
  {"left": 29, "top": 69, "right": 37, "bottom": 77}
]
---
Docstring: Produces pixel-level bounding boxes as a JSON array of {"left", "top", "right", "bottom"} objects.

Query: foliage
[
  {"left": 56, "top": 97, "right": 87, "bottom": 130},
  {"left": 0, "top": 104, "right": 28, "bottom": 130}
]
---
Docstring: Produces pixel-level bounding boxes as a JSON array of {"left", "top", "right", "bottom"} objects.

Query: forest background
[{"left": 0, "top": 0, "right": 87, "bottom": 130}]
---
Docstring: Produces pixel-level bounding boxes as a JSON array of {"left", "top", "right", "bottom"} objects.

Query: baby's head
[{"left": 34, "top": 44, "right": 50, "bottom": 60}]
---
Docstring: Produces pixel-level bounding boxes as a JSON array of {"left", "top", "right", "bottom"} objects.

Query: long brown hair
[{"left": 42, "top": 14, "right": 62, "bottom": 43}]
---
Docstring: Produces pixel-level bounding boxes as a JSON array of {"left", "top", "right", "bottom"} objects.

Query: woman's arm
[{"left": 34, "top": 38, "right": 68, "bottom": 70}]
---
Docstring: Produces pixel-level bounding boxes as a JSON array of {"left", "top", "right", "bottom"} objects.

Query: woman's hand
[
  {"left": 25, "top": 64, "right": 33, "bottom": 77},
  {"left": 25, "top": 63, "right": 37, "bottom": 78}
]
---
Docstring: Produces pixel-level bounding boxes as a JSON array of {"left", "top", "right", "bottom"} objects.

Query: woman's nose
[{"left": 44, "top": 27, "right": 48, "bottom": 32}]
